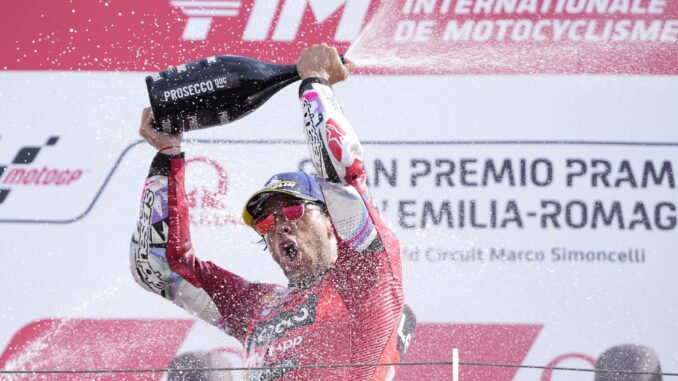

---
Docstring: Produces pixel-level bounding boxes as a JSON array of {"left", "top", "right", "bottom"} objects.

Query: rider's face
[{"left": 257, "top": 194, "right": 338, "bottom": 286}]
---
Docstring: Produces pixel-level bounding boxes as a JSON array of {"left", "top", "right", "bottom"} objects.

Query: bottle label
[
  {"left": 158, "top": 74, "right": 238, "bottom": 103},
  {"left": 217, "top": 111, "right": 229, "bottom": 124},
  {"left": 161, "top": 79, "right": 215, "bottom": 102},
  {"left": 161, "top": 118, "right": 173, "bottom": 133}
]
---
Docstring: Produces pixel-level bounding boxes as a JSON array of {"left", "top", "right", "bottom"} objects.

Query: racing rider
[{"left": 130, "top": 44, "right": 415, "bottom": 380}]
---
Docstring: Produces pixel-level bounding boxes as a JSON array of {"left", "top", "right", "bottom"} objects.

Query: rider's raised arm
[
  {"left": 296, "top": 49, "right": 401, "bottom": 282},
  {"left": 299, "top": 77, "right": 366, "bottom": 191},
  {"left": 296, "top": 45, "right": 365, "bottom": 190},
  {"left": 130, "top": 111, "right": 279, "bottom": 342}
]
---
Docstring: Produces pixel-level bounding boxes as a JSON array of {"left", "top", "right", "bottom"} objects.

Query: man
[{"left": 131, "top": 44, "right": 415, "bottom": 381}]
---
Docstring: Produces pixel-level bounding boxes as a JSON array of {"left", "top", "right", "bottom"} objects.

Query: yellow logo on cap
[{"left": 267, "top": 181, "right": 297, "bottom": 189}]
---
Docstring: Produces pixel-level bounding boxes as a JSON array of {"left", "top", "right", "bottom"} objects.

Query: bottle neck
[
  {"left": 271, "top": 64, "right": 300, "bottom": 82},
  {"left": 263, "top": 63, "right": 300, "bottom": 91}
]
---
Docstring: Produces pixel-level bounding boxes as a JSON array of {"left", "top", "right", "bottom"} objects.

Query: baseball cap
[{"left": 242, "top": 171, "right": 325, "bottom": 227}]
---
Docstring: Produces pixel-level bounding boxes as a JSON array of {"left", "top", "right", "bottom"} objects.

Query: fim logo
[
  {"left": 172, "top": 0, "right": 370, "bottom": 41},
  {"left": 0, "top": 136, "right": 84, "bottom": 205}
]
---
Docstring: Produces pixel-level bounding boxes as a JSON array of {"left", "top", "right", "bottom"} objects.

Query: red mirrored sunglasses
[{"left": 253, "top": 202, "right": 324, "bottom": 235}]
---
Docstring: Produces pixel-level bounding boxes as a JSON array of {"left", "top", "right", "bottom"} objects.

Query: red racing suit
[{"left": 130, "top": 78, "right": 414, "bottom": 381}]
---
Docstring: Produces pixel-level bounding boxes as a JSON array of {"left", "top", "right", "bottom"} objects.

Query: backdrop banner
[{"left": 1, "top": 1, "right": 677, "bottom": 380}]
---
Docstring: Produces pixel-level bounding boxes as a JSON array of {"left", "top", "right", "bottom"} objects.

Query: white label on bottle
[
  {"left": 161, "top": 118, "right": 173, "bottom": 132},
  {"left": 213, "top": 76, "right": 231, "bottom": 89},
  {"left": 162, "top": 80, "right": 216, "bottom": 102}
]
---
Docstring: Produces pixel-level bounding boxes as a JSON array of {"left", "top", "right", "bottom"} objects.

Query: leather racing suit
[{"left": 130, "top": 78, "right": 414, "bottom": 381}]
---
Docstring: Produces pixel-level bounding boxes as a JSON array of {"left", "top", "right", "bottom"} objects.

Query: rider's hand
[
  {"left": 139, "top": 107, "right": 182, "bottom": 155},
  {"left": 297, "top": 43, "right": 355, "bottom": 85}
]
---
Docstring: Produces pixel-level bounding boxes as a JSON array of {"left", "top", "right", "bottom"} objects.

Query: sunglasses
[{"left": 253, "top": 202, "right": 324, "bottom": 235}]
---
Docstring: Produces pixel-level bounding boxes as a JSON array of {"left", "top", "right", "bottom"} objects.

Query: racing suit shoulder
[{"left": 130, "top": 152, "right": 280, "bottom": 342}]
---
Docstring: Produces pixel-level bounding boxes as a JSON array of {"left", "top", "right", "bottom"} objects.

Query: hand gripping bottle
[{"left": 146, "top": 56, "right": 299, "bottom": 133}]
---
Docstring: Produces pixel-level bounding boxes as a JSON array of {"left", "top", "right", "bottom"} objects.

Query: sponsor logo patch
[
  {"left": 266, "top": 180, "right": 298, "bottom": 190},
  {"left": 248, "top": 294, "right": 319, "bottom": 351},
  {"left": 325, "top": 118, "right": 346, "bottom": 162}
]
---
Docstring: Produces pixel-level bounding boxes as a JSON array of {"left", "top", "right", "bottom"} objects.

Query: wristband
[{"left": 159, "top": 145, "right": 181, "bottom": 153}]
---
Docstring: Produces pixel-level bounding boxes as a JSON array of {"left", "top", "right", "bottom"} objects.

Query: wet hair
[{"left": 256, "top": 236, "right": 268, "bottom": 251}]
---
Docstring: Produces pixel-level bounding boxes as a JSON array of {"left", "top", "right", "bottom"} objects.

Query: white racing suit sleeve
[
  {"left": 131, "top": 153, "right": 292, "bottom": 342},
  {"left": 129, "top": 153, "right": 224, "bottom": 330},
  {"left": 299, "top": 77, "right": 381, "bottom": 252}
]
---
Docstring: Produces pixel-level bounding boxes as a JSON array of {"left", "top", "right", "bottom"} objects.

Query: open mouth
[
  {"left": 284, "top": 243, "right": 298, "bottom": 261},
  {"left": 280, "top": 239, "right": 300, "bottom": 264}
]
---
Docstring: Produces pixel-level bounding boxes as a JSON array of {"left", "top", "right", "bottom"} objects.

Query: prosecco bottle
[{"left": 145, "top": 56, "right": 300, "bottom": 133}]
